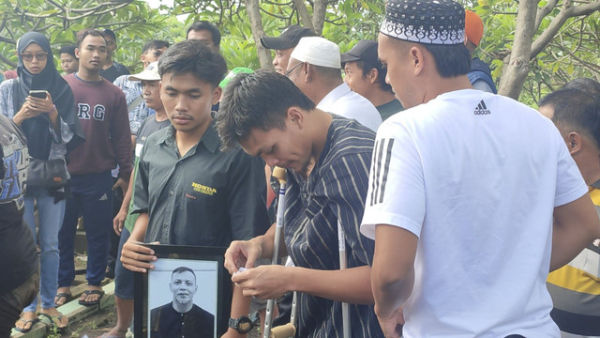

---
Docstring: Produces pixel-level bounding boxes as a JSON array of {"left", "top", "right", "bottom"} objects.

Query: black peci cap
[
  {"left": 341, "top": 40, "right": 378, "bottom": 66},
  {"left": 260, "top": 25, "right": 317, "bottom": 50}
]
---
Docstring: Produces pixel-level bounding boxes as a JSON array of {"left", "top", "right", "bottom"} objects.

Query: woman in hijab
[{"left": 0, "top": 31, "right": 84, "bottom": 333}]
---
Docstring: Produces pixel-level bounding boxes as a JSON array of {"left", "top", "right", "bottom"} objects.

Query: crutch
[
  {"left": 337, "top": 220, "right": 351, "bottom": 338},
  {"left": 263, "top": 167, "right": 289, "bottom": 338},
  {"left": 269, "top": 256, "right": 297, "bottom": 338}
]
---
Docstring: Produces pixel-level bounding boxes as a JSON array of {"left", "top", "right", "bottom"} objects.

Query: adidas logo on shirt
[{"left": 474, "top": 100, "right": 491, "bottom": 115}]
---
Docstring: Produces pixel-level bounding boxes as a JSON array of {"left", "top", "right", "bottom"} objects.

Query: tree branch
[
  {"left": 498, "top": 0, "right": 538, "bottom": 98},
  {"left": 535, "top": 0, "right": 559, "bottom": 31},
  {"left": 245, "top": 0, "right": 273, "bottom": 69},
  {"left": 312, "top": 0, "right": 327, "bottom": 35},
  {"left": 293, "top": 0, "right": 315, "bottom": 31},
  {"left": 530, "top": 0, "right": 600, "bottom": 58},
  {"left": 0, "top": 53, "right": 16, "bottom": 69}
]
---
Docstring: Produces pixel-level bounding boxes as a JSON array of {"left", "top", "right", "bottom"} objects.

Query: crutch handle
[
  {"left": 270, "top": 323, "right": 296, "bottom": 338},
  {"left": 272, "top": 166, "right": 287, "bottom": 184}
]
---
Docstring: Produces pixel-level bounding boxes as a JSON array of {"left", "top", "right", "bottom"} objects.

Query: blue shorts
[{"left": 114, "top": 227, "right": 134, "bottom": 300}]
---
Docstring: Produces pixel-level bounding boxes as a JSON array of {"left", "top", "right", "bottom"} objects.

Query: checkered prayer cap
[{"left": 380, "top": 0, "right": 465, "bottom": 45}]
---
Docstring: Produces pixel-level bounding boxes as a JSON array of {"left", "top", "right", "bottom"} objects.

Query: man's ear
[
  {"left": 367, "top": 68, "right": 378, "bottom": 85},
  {"left": 286, "top": 106, "right": 304, "bottom": 129},
  {"left": 212, "top": 86, "right": 222, "bottom": 105},
  {"left": 567, "top": 131, "right": 583, "bottom": 155},
  {"left": 75, "top": 48, "right": 80, "bottom": 59},
  {"left": 303, "top": 63, "right": 313, "bottom": 83},
  {"left": 410, "top": 45, "right": 426, "bottom": 76}
]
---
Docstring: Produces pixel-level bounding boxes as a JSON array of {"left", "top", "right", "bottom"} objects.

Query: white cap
[
  {"left": 129, "top": 61, "right": 160, "bottom": 81},
  {"left": 290, "top": 37, "right": 341, "bottom": 69}
]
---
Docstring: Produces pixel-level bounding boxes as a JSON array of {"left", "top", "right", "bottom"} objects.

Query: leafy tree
[
  {"left": 3, "top": 0, "right": 597, "bottom": 104},
  {"left": 0, "top": 0, "right": 179, "bottom": 73},
  {"left": 475, "top": 0, "right": 600, "bottom": 104}
]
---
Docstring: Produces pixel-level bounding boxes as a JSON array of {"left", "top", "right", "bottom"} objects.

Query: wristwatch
[{"left": 229, "top": 311, "right": 260, "bottom": 334}]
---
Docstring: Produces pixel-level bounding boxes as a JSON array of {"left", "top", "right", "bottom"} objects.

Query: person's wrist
[
  {"left": 225, "top": 327, "right": 246, "bottom": 337},
  {"left": 250, "top": 236, "right": 264, "bottom": 259},
  {"left": 286, "top": 266, "right": 298, "bottom": 292},
  {"left": 12, "top": 114, "right": 23, "bottom": 126}
]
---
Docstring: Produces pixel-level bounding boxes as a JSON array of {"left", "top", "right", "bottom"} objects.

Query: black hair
[
  {"left": 102, "top": 28, "right": 116, "bottom": 41},
  {"left": 562, "top": 78, "right": 600, "bottom": 97},
  {"left": 157, "top": 40, "right": 227, "bottom": 88},
  {"left": 353, "top": 60, "right": 393, "bottom": 93},
  {"left": 171, "top": 266, "right": 197, "bottom": 282},
  {"left": 76, "top": 29, "right": 106, "bottom": 47},
  {"left": 423, "top": 43, "right": 471, "bottom": 78},
  {"left": 540, "top": 88, "right": 600, "bottom": 147},
  {"left": 141, "top": 40, "right": 170, "bottom": 54},
  {"left": 59, "top": 45, "right": 76, "bottom": 57},
  {"left": 216, "top": 70, "right": 316, "bottom": 150},
  {"left": 186, "top": 21, "right": 221, "bottom": 47}
]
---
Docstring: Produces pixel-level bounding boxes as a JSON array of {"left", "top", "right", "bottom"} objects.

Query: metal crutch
[
  {"left": 338, "top": 221, "right": 351, "bottom": 338},
  {"left": 269, "top": 256, "right": 297, "bottom": 338},
  {"left": 268, "top": 224, "right": 350, "bottom": 338},
  {"left": 263, "top": 167, "right": 288, "bottom": 338}
]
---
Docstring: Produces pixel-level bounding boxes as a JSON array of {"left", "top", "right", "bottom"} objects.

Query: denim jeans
[
  {"left": 23, "top": 187, "right": 65, "bottom": 311},
  {"left": 59, "top": 172, "right": 113, "bottom": 287},
  {"left": 114, "top": 227, "right": 134, "bottom": 300}
]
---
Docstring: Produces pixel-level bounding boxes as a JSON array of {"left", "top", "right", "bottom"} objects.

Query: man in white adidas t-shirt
[{"left": 360, "top": 1, "right": 600, "bottom": 337}]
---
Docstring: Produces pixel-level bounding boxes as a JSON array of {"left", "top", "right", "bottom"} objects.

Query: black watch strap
[{"left": 229, "top": 312, "right": 259, "bottom": 334}]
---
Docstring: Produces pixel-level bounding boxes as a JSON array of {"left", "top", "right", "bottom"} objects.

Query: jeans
[
  {"left": 23, "top": 187, "right": 65, "bottom": 311},
  {"left": 59, "top": 172, "right": 113, "bottom": 287},
  {"left": 114, "top": 227, "right": 134, "bottom": 300}
]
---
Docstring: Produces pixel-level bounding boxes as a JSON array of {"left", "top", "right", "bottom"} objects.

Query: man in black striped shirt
[{"left": 216, "top": 71, "right": 383, "bottom": 337}]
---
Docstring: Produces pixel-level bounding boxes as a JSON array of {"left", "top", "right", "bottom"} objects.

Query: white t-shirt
[
  {"left": 317, "top": 83, "right": 382, "bottom": 132},
  {"left": 361, "top": 89, "right": 587, "bottom": 337}
]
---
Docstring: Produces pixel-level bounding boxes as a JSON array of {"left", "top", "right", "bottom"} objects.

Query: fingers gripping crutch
[
  {"left": 263, "top": 167, "right": 288, "bottom": 338},
  {"left": 338, "top": 221, "right": 351, "bottom": 338}
]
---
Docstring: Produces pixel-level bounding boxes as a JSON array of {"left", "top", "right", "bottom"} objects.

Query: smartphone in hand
[{"left": 29, "top": 90, "right": 48, "bottom": 99}]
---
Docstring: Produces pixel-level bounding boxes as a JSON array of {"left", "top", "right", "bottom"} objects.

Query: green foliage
[
  {"left": 464, "top": 0, "right": 599, "bottom": 105},
  {"left": 2, "top": 0, "right": 596, "bottom": 104},
  {"left": 0, "top": 0, "right": 182, "bottom": 73}
]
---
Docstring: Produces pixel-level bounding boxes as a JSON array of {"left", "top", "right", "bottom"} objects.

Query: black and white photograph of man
[{"left": 148, "top": 259, "right": 217, "bottom": 338}]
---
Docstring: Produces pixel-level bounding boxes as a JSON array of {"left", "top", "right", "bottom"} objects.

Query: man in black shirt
[
  {"left": 120, "top": 40, "right": 269, "bottom": 336},
  {"left": 342, "top": 40, "right": 403, "bottom": 121},
  {"left": 100, "top": 29, "right": 129, "bottom": 82},
  {"left": 150, "top": 266, "right": 214, "bottom": 338},
  {"left": 0, "top": 114, "right": 38, "bottom": 336}
]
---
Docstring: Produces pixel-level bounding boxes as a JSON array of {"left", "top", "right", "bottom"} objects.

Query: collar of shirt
[
  {"left": 156, "top": 122, "right": 220, "bottom": 156},
  {"left": 317, "top": 82, "right": 351, "bottom": 112}
]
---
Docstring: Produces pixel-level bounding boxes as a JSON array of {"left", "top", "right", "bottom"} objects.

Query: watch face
[{"left": 238, "top": 317, "right": 253, "bottom": 333}]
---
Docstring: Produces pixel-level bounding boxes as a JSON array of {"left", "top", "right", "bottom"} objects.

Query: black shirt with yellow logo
[{"left": 132, "top": 122, "right": 269, "bottom": 246}]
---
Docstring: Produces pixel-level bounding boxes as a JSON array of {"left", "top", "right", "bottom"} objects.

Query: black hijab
[{"left": 14, "top": 32, "right": 84, "bottom": 160}]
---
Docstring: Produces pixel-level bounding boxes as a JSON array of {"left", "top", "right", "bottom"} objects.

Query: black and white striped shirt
[{"left": 283, "top": 117, "right": 383, "bottom": 338}]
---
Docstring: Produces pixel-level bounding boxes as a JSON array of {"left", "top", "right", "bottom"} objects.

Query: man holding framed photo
[{"left": 120, "top": 40, "right": 269, "bottom": 337}]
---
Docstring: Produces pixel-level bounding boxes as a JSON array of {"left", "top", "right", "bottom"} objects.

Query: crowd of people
[{"left": 0, "top": 0, "right": 599, "bottom": 337}]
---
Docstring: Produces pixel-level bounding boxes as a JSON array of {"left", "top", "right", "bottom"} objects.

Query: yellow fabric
[
  {"left": 589, "top": 187, "right": 600, "bottom": 205},
  {"left": 547, "top": 264, "right": 600, "bottom": 295},
  {"left": 547, "top": 187, "right": 600, "bottom": 295}
]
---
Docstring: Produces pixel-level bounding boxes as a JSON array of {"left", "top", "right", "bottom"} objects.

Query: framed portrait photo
[{"left": 134, "top": 245, "right": 227, "bottom": 338}]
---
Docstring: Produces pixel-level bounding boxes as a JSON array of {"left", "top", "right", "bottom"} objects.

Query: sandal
[
  {"left": 54, "top": 292, "right": 72, "bottom": 306},
  {"left": 14, "top": 316, "right": 39, "bottom": 333},
  {"left": 38, "top": 312, "right": 68, "bottom": 333},
  {"left": 78, "top": 289, "right": 105, "bottom": 306}
]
